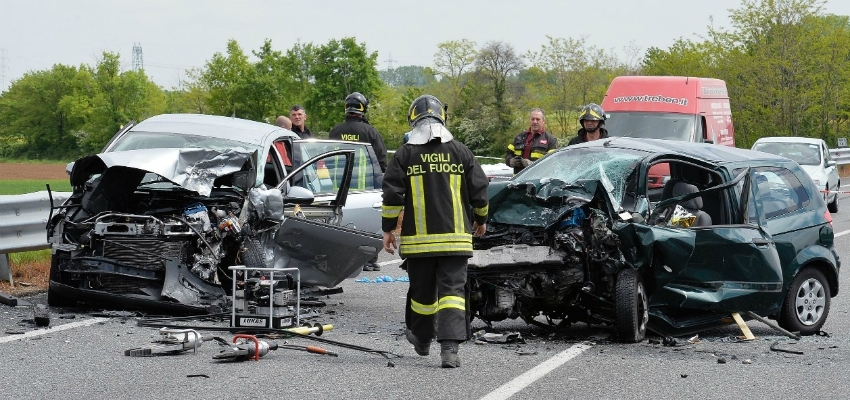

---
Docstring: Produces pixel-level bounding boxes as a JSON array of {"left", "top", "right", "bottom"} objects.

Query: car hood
[
  {"left": 799, "top": 165, "right": 827, "bottom": 183},
  {"left": 487, "top": 178, "right": 696, "bottom": 285},
  {"left": 70, "top": 148, "right": 257, "bottom": 196}
]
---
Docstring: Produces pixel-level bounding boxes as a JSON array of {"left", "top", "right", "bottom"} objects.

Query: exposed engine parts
[{"left": 470, "top": 206, "right": 631, "bottom": 330}]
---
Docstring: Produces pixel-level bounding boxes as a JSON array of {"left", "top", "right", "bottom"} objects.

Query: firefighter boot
[
  {"left": 406, "top": 329, "right": 431, "bottom": 356},
  {"left": 440, "top": 340, "right": 460, "bottom": 368}
]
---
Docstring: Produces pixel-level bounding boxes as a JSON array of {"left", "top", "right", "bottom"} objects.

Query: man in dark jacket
[
  {"left": 568, "top": 103, "right": 610, "bottom": 145},
  {"left": 328, "top": 92, "right": 388, "bottom": 272},
  {"left": 328, "top": 92, "right": 388, "bottom": 172},
  {"left": 505, "top": 108, "right": 558, "bottom": 174},
  {"left": 382, "top": 94, "right": 489, "bottom": 368}
]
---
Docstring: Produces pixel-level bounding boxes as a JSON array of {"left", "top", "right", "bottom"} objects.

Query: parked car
[
  {"left": 470, "top": 137, "right": 839, "bottom": 342},
  {"left": 47, "top": 114, "right": 382, "bottom": 313},
  {"left": 751, "top": 137, "right": 840, "bottom": 213}
]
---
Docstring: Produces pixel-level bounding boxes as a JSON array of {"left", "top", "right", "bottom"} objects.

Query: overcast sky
[{"left": 2, "top": 0, "right": 849, "bottom": 92}]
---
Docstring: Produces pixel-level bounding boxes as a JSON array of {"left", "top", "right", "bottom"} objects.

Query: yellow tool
[{"left": 283, "top": 324, "right": 334, "bottom": 336}]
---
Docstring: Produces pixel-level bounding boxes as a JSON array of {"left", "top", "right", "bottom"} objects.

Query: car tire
[
  {"left": 615, "top": 268, "right": 648, "bottom": 343},
  {"left": 47, "top": 256, "right": 76, "bottom": 307},
  {"left": 241, "top": 237, "right": 269, "bottom": 269},
  {"left": 828, "top": 184, "right": 839, "bottom": 213},
  {"left": 778, "top": 267, "right": 831, "bottom": 335}
]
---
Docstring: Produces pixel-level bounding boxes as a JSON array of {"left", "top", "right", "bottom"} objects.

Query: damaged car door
[
  {"left": 271, "top": 149, "right": 382, "bottom": 287},
  {"left": 647, "top": 169, "right": 784, "bottom": 335}
]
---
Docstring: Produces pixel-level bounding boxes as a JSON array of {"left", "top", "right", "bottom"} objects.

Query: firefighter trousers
[{"left": 405, "top": 256, "right": 470, "bottom": 342}]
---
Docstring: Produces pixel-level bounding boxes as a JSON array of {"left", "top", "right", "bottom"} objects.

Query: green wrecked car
[{"left": 469, "top": 137, "right": 840, "bottom": 342}]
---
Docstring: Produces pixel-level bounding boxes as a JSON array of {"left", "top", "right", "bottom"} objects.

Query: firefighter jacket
[
  {"left": 382, "top": 137, "right": 489, "bottom": 259},
  {"left": 567, "top": 127, "right": 609, "bottom": 145},
  {"left": 505, "top": 130, "right": 558, "bottom": 173},
  {"left": 328, "top": 116, "right": 388, "bottom": 172}
]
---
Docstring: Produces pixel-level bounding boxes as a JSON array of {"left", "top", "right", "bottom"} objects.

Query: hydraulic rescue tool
[
  {"left": 212, "top": 334, "right": 278, "bottom": 361},
  {"left": 125, "top": 328, "right": 212, "bottom": 356}
]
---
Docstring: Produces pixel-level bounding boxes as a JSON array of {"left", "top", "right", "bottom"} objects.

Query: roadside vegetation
[
  {"left": 0, "top": 179, "right": 70, "bottom": 195},
  {"left": 1, "top": 0, "right": 848, "bottom": 162}
]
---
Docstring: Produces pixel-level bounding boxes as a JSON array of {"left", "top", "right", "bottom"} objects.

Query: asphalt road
[{"left": 2, "top": 191, "right": 850, "bottom": 399}]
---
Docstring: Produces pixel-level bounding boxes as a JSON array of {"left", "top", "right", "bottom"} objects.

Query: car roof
[
  {"left": 130, "top": 114, "right": 298, "bottom": 146},
  {"left": 574, "top": 137, "right": 788, "bottom": 164},
  {"left": 752, "top": 136, "right": 824, "bottom": 146}
]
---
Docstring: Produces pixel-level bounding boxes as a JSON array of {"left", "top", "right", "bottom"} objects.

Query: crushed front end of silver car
[{"left": 47, "top": 148, "right": 380, "bottom": 313}]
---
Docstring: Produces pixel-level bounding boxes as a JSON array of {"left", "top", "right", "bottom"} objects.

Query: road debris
[
  {"left": 473, "top": 330, "right": 525, "bottom": 344},
  {"left": 770, "top": 340, "right": 804, "bottom": 355},
  {"left": 33, "top": 304, "right": 50, "bottom": 327}
]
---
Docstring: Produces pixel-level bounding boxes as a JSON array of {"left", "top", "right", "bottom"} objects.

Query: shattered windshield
[
  {"left": 514, "top": 147, "right": 646, "bottom": 203},
  {"left": 109, "top": 131, "right": 261, "bottom": 155},
  {"left": 605, "top": 112, "right": 698, "bottom": 142},
  {"left": 752, "top": 142, "right": 821, "bottom": 166}
]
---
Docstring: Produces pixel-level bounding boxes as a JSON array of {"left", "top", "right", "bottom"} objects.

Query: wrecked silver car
[
  {"left": 47, "top": 114, "right": 382, "bottom": 313},
  {"left": 470, "top": 138, "right": 839, "bottom": 342}
]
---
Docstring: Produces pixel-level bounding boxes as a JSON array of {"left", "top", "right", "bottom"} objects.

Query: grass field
[{"left": 0, "top": 179, "right": 71, "bottom": 195}]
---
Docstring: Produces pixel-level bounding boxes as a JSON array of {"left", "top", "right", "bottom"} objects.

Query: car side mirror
[
  {"left": 827, "top": 160, "right": 837, "bottom": 167},
  {"left": 283, "top": 185, "right": 315, "bottom": 205}
]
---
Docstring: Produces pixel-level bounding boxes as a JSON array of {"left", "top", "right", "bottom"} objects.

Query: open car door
[
  {"left": 648, "top": 169, "right": 784, "bottom": 332},
  {"left": 274, "top": 149, "right": 381, "bottom": 287}
]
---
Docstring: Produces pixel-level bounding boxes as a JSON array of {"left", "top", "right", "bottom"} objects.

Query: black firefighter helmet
[
  {"left": 408, "top": 95, "right": 446, "bottom": 127},
  {"left": 345, "top": 92, "right": 369, "bottom": 116},
  {"left": 579, "top": 103, "right": 606, "bottom": 124}
]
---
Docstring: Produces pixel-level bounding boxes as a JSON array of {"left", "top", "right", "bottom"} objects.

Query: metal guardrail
[
  {"left": 829, "top": 148, "right": 850, "bottom": 165},
  {"left": 0, "top": 190, "right": 71, "bottom": 283}
]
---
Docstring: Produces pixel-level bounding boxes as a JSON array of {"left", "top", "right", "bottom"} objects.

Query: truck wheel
[
  {"left": 615, "top": 268, "right": 648, "bottom": 343},
  {"left": 47, "top": 256, "right": 76, "bottom": 307},
  {"left": 778, "top": 268, "right": 830, "bottom": 335},
  {"left": 828, "top": 184, "right": 839, "bottom": 213}
]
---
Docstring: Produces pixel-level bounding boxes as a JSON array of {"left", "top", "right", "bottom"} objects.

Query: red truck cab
[{"left": 601, "top": 76, "right": 736, "bottom": 188}]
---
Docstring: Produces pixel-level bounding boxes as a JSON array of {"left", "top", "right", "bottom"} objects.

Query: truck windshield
[{"left": 605, "top": 112, "right": 698, "bottom": 142}]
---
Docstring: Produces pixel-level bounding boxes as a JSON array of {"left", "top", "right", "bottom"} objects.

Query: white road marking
[
  {"left": 479, "top": 343, "right": 592, "bottom": 400},
  {"left": 377, "top": 259, "right": 403, "bottom": 267},
  {"left": 835, "top": 229, "right": 850, "bottom": 239},
  {"left": 0, "top": 317, "right": 109, "bottom": 344}
]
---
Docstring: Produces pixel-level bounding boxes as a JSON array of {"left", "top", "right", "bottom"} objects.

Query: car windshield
[
  {"left": 108, "top": 131, "right": 261, "bottom": 155},
  {"left": 752, "top": 142, "right": 821, "bottom": 166},
  {"left": 514, "top": 147, "right": 646, "bottom": 202},
  {"left": 605, "top": 112, "right": 698, "bottom": 142}
]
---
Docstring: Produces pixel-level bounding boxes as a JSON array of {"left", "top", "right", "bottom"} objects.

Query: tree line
[{"left": 0, "top": 0, "right": 848, "bottom": 161}]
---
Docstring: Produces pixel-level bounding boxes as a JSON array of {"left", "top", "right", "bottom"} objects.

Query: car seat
[{"left": 671, "top": 181, "right": 712, "bottom": 227}]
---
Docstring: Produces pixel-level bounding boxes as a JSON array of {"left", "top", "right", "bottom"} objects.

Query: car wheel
[
  {"left": 778, "top": 268, "right": 831, "bottom": 335},
  {"left": 47, "top": 256, "right": 76, "bottom": 307},
  {"left": 241, "top": 237, "right": 269, "bottom": 269},
  {"left": 615, "top": 268, "right": 648, "bottom": 343},
  {"left": 828, "top": 184, "right": 839, "bottom": 213}
]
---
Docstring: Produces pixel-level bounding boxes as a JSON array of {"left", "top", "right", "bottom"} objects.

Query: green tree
[
  {"left": 475, "top": 41, "right": 524, "bottom": 131},
  {"left": 82, "top": 52, "right": 167, "bottom": 152},
  {"left": 307, "top": 37, "right": 382, "bottom": 132},
  {"left": 379, "top": 65, "right": 435, "bottom": 87},
  {"left": 281, "top": 40, "right": 316, "bottom": 108},
  {"left": 433, "top": 39, "right": 478, "bottom": 108},
  {"left": 0, "top": 65, "right": 93, "bottom": 158},
  {"left": 201, "top": 40, "right": 251, "bottom": 117}
]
